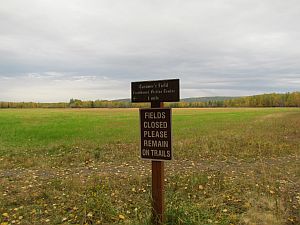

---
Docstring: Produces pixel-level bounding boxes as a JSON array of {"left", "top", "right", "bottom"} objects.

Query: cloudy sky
[{"left": 0, "top": 0, "right": 300, "bottom": 102}]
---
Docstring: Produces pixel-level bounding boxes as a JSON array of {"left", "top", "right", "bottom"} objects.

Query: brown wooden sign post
[{"left": 132, "top": 79, "right": 179, "bottom": 225}]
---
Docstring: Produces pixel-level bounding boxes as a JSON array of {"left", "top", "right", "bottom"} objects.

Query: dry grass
[{"left": 0, "top": 108, "right": 299, "bottom": 224}]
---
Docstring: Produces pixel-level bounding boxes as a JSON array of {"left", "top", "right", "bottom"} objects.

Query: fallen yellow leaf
[
  {"left": 119, "top": 214, "right": 125, "bottom": 220},
  {"left": 2, "top": 213, "right": 9, "bottom": 217}
]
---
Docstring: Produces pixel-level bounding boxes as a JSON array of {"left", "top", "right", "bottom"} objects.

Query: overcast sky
[{"left": 0, "top": 0, "right": 300, "bottom": 102}]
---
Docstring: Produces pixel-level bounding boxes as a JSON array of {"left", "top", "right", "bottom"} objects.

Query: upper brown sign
[{"left": 131, "top": 79, "right": 180, "bottom": 102}]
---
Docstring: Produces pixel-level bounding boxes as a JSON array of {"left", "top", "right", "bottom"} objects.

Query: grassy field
[{"left": 0, "top": 108, "right": 299, "bottom": 225}]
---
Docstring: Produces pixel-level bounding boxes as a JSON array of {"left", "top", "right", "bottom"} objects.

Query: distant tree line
[
  {"left": 0, "top": 92, "right": 299, "bottom": 108},
  {"left": 0, "top": 102, "right": 69, "bottom": 108},
  {"left": 169, "top": 92, "right": 300, "bottom": 108},
  {"left": 223, "top": 92, "right": 300, "bottom": 107}
]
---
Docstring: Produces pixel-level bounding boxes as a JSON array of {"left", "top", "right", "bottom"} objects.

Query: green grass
[
  {"left": 0, "top": 109, "right": 138, "bottom": 148},
  {"left": 0, "top": 108, "right": 299, "bottom": 224}
]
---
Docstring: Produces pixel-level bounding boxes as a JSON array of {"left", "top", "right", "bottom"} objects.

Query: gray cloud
[
  {"left": 0, "top": 0, "right": 299, "bottom": 101},
  {"left": 0, "top": 73, "right": 128, "bottom": 102}
]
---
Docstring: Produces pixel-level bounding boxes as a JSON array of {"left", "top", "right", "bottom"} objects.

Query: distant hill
[
  {"left": 181, "top": 96, "right": 239, "bottom": 102},
  {"left": 112, "top": 96, "right": 239, "bottom": 102},
  {"left": 112, "top": 98, "right": 131, "bottom": 102}
]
